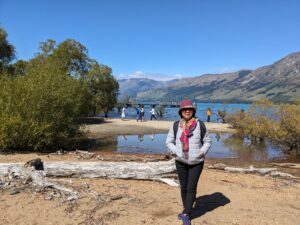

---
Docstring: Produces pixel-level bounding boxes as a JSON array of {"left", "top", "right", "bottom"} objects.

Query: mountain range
[{"left": 118, "top": 52, "right": 300, "bottom": 103}]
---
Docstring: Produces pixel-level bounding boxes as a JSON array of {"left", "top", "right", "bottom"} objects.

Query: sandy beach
[
  {"left": 0, "top": 119, "right": 299, "bottom": 225},
  {"left": 83, "top": 118, "right": 235, "bottom": 138}
]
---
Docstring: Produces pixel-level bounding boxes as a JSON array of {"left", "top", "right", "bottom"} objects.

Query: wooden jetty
[
  {"left": 124, "top": 102, "right": 197, "bottom": 108},
  {"left": 124, "top": 102, "right": 178, "bottom": 108}
]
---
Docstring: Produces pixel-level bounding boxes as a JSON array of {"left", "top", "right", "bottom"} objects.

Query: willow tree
[
  {"left": 0, "top": 26, "right": 15, "bottom": 74},
  {"left": 0, "top": 34, "right": 119, "bottom": 151},
  {"left": 86, "top": 60, "right": 119, "bottom": 116},
  {"left": 0, "top": 57, "right": 92, "bottom": 151},
  {"left": 50, "top": 39, "right": 89, "bottom": 78}
]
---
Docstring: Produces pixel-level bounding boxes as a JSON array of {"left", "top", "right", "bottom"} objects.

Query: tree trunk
[{"left": 0, "top": 159, "right": 178, "bottom": 186}]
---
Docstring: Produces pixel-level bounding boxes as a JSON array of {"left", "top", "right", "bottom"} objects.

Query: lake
[
  {"left": 93, "top": 102, "right": 300, "bottom": 165},
  {"left": 90, "top": 133, "right": 300, "bottom": 164},
  {"left": 99, "top": 103, "right": 250, "bottom": 122}
]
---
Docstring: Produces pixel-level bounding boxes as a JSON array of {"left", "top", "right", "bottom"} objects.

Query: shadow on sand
[
  {"left": 79, "top": 117, "right": 106, "bottom": 124},
  {"left": 191, "top": 192, "right": 230, "bottom": 219}
]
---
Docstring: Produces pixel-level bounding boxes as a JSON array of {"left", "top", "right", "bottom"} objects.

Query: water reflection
[
  {"left": 222, "top": 135, "right": 281, "bottom": 162},
  {"left": 136, "top": 134, "right": 155, "bottom": 142},
  {"left": 90, "top": 133, "right": 293, "bottom": 163},
  {"left": 88, "top": 136, "right": 118, "bottom": 151},
  {"left": 149, "top": 134, "right": 155, "bottom": 141},
  {"left": 138, "top": 134, "right": 144, "bottom": 142},
  {"left": 118, "top": 134, "right": 166, "bottom": 154},
  {"left": 215, "top": 133, "right": 221, "bottom": 142}
]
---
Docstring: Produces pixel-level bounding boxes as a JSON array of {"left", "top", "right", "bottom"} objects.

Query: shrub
[
  {"left": 0, "top": 63, "right": 91, "bottom": 151},
  {"left": 271, "top": 103, "right": 300, "bottom": 153},
  {"left": 157, "top": 104, "right": 165, "bottom": 117},
  {"left": 228, "top": 100, "right": 300, "bottom": 155}
]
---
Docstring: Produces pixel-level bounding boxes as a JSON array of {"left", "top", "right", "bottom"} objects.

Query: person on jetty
[
  {"left": 121, "top": 106, "right": 126, "bottom": 120},
  {"left": 136, "top": 106, "right": 142, "bottom": 122},
  {"left": 140, "top": 105, "right": 145, "bottom": 121},
  {"left": 166, "top": 99, "right": 212, "bottom": 225},
  {"left": 150, "top": 106, "right": 157, "bottom": 120},
  {"left": 206, "top": 108, "right": 212, "bottom": 122}
]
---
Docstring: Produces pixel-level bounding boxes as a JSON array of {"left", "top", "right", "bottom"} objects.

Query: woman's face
[{"left": 181, "top": 108, "right": 194, "bottom": 121}]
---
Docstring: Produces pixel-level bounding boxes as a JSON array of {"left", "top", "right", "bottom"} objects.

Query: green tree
[
  {"left": 0, "top": 26, "right": 15, "bottom": 73},
  {"left": 86, "top": 60, "right": 119, "bottom": 116},
  {"left": 50, "top": 39, "right": 89, "bottom": 78},
  {"left": 38, "top": 39, "right": 56, "bottom": 57}
]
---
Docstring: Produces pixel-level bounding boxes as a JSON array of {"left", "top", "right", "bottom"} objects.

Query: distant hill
[
  {"left": 119, "top": 52, "right": 300, "bottom": 102},
  {"left": 117, "top": 78, "right": 179, "bottom": 99},
  {"left": 117, "top": 78, "right": 165, "bottom": 99}
]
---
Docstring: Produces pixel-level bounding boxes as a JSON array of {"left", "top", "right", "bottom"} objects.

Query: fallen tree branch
[
  {"left": 74, "top": 150, "right": 95, "bottom": 159},
  {"left": 24, "top": 167, "right": 78, "bottom": 196},
  {"left": 224, "top": 165, "right": 277, "bottom": 175},
  {"left": 0, "top": 159, "right": 178, "bottom": 186},
  {"left": 0, "top": 160, "right": 79, "bottom": 201},
  {"left": 208, "top": 164, "right": 299, "bottom": 179},
  {"left": 270, "top": 171, "right": 297, "bottom": 179},
  {"left": 271, "top": 163, "right": 300, "bottom": 169}
]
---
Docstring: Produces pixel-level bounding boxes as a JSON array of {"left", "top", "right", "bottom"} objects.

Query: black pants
[
  {"left": 150, "top": 115, "right": 157, "bottom": 120},
  {"left": 207, "top": 115, "right": 211, "bottom": 122},
  {"left": 175, "top": 160, "right": 204, "bottom": 216}
]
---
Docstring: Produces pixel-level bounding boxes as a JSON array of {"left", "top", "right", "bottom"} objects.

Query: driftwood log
[
  {"left": 74, "top": 150, "right": 95, "bottom": 159},
  {"left": 24, "top": 167, "right": 79, "bottom": 199},
  {"left": 0, "top": 159, "right": 178, "bottom": 187},
  {"left": 208, "top": 163, "right": 298, "bottom": 179},
  {"left": 271, "top": 163, "right": 300, "bottom": 169}
]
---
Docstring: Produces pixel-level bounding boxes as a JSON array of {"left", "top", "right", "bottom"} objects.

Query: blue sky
[{"left": 1, "top": 0, "right": 300, "bottom": 81}]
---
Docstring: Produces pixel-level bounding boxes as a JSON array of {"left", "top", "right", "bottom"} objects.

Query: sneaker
[
  {"left": 178, "top": 212, "right": 184, "bottom": 220},
  {"left": 181, "top": 213, "right": 191, "bottom": 225}
]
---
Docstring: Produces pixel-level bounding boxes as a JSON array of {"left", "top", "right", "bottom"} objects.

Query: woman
[
  {"left": 121, "top": 106, "right": 126, "bottom": 120},
  {"left": 166, "top": 99, "right": 212, "bottom": 225}
]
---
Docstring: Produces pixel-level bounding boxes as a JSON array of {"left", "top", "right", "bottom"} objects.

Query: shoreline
[{"left": 83, "top": 118, "right": 235, "bottom": 138}]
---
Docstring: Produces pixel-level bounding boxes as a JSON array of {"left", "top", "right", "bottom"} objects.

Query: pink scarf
[{"left": 179, "top": 118, "right": 197, "bottom": 160}]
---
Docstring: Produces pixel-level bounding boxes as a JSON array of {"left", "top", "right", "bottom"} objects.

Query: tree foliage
[
  {"left": 51, "top": 39, "right": 89, "bottom": 78},
  {"left": 9, "top": 60, "right": 29, "bottom": 76},
  {"left": 0, "top": 59, "right": 91, "bottom": 151},
  {"left": 228, "top": 100, "right": 300, "bottom": 155},
  {"left": 0, "top": 27, "right": 119, "bottom": 151},
  {"left": 0, "top": 26, "right": 15, "bottom": 73},
  {"left": 86, "top": 60, "right": 119, "bottom": 115}
]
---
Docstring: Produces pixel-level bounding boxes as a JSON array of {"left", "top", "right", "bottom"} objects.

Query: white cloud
[
  {"left": 214, "top": 67, "right": 253, "bottom": 74},
  {"left": 118, "top": 71, "right": 185, "bottom": 81},
  {"left": 215, "top": 67, "right": 237, "bottom": 73}
]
